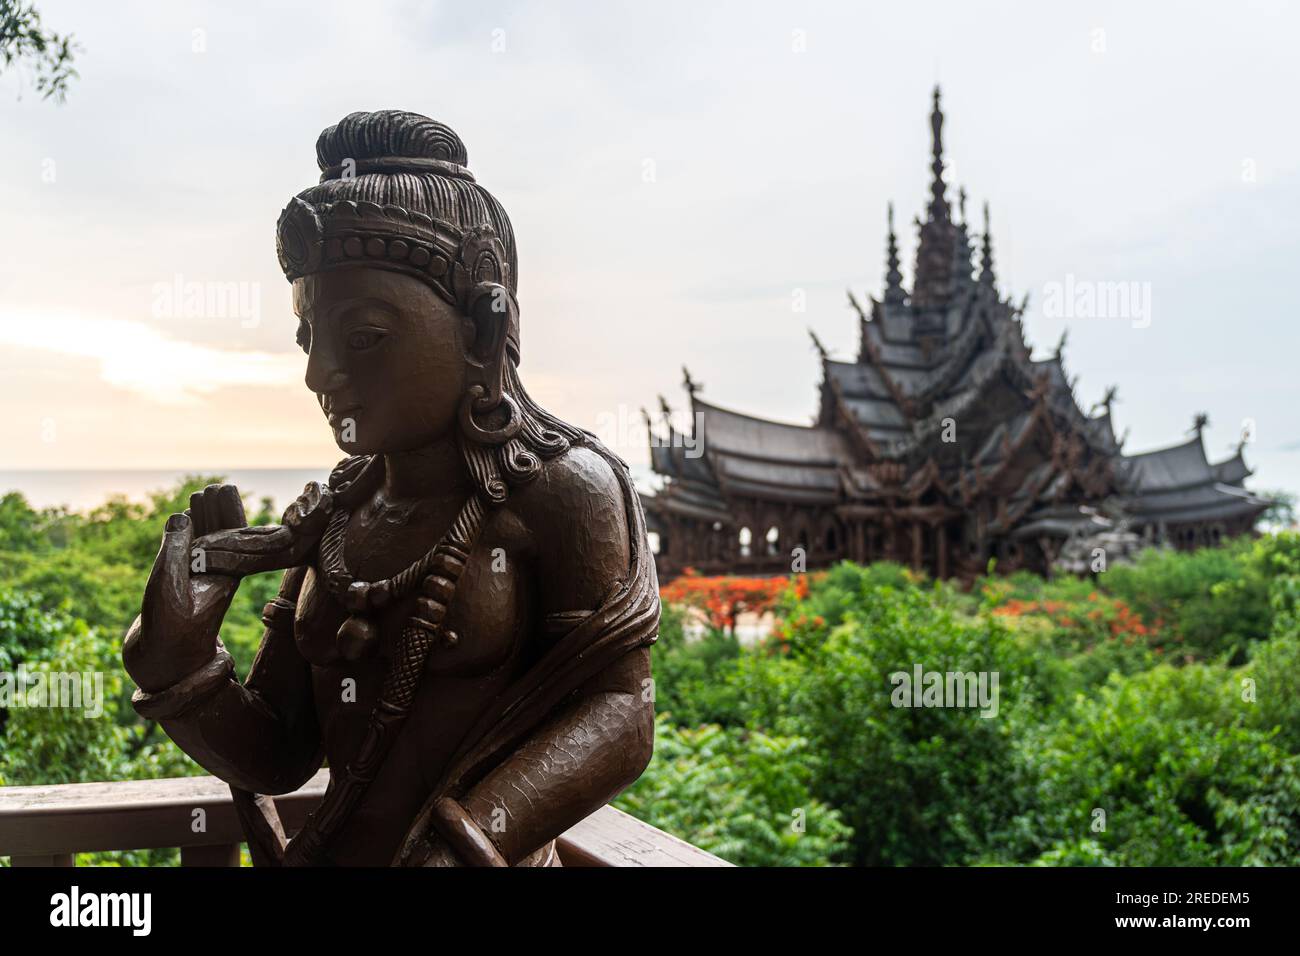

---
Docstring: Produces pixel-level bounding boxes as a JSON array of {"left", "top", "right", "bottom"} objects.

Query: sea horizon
[{"left": 0, "top": 465, "right": 658, "bottom": 513}]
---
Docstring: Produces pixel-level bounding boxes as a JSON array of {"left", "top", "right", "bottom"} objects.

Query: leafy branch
[{"left": 1, "top": 0, "right": 79, "bottom": 102}]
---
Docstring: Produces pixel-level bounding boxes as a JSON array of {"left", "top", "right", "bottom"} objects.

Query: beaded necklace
[
  {"left": 318, "top": 494, "right": 474, "bottom": 659},
  {"left": 282, "top": 486, "right": 487, "bottom": 866}
]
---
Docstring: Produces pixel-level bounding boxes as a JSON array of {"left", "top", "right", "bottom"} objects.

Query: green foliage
[
  {"left": 649, "top": 606, "right": 745, "bottom": 727},
  {"left": 737, "top": 585, "right": 1037, "bottom": 865},
  {"left": 1240, "top": 532, "right": 1300, "bottom": 752},
  {"left": 1104, "top": 538, "right": 1271, "bottom": 663},
  {"left": 0, "top": 0, "right": 79, "bottom": 102},
  {"left": 0, "top": 492, "right": 48, "bottom": 551},
  {"left": 775, "top": 560, "right": 924, "bottom": 650},
  {"left": 1246, "top": 630, "right": 1300, "bottom": 750},
  {"left": 1258, "top": 488, "right": 1298, "bottom": 529},
  {"left": 995, "top": 665, "right": 1300, "bottom": 866},
  {"left": 636, "top": 531, "right": 1300, "bottom": 867},
  {"left": 4, "top": 469, "right": 1300, "bottom": 869},
  {"left": 0, "top": 479, "right": 278, "bottom": 774},
  {"left": 615, "top": 716, "right": 851, "bottom": 866}
]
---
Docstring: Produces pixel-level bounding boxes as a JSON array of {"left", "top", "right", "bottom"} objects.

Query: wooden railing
[{"left": 0, "top": 770, "right": 730, "bottom": 868}]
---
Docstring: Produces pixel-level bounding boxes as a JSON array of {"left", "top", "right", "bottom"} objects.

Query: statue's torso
[{"left": 292, "top": 488, "right": 537, "bottom": 864}]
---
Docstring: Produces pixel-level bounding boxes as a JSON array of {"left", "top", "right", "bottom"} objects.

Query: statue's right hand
[
  {"left": 123, "top": 484, "right": 247, "bottom": 693},
  {"left": 187, "top": 481, "right": 334, "bottom": 578}
]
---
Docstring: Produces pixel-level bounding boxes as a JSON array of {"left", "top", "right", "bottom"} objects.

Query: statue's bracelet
[
  {"left": 132, "top": 645, "right": 236, "bottom": 721},
  {"left": 429, "top": 797, "right": 508, "bottom": 867}
]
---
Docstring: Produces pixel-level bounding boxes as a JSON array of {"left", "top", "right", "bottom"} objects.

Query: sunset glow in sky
[{"left": 3, "top": 0, "right": 1298, "bottom": 499}]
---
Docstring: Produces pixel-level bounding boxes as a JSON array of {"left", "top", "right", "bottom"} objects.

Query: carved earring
[{"left": 458, "top": 384, "right": 521, "bottom": 445}]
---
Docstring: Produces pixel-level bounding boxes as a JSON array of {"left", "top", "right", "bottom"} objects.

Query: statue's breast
[
  {"left": 425, "top": 539, "right": 532, "bottom": 676},
  {"left": 293, "top": 539, "right": 532, "bottom": 678}
]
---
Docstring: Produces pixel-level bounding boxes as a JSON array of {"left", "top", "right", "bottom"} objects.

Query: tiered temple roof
[{"left": 645, "top": 88, "right": 1270, "bottom": 579}]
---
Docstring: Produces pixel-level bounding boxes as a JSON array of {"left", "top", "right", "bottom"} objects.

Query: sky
[{"left": 2, "top": 0, "right": 1298, "bottom": 501}]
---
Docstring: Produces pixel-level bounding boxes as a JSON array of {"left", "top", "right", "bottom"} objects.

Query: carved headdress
[{"left": 276, "top": 111, "right": 520, "bottom": 361}]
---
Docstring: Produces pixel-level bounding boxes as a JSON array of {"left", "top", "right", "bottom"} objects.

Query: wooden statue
[{"left": 122, "top": 111, "right": 659, "bottom": 866}]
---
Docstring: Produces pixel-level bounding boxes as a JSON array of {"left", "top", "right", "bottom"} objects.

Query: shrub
[
  {"left": 615, "top": 716, "right": 851, "bottom": 866},
  {"left": 1104, "top": 540, "right": 1270, "bottom": 663},
  {"left": 737, "top": 584, "right": 1039, "bottom": 866},
  {"left": 648, "top": 606, "right": 745, "bottom": 727},
  {"left": 996, "top": 665, "right": 1300, "bottom": 866}
]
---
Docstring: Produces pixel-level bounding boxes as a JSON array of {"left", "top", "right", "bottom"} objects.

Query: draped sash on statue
[{"left": 395, "top": 442, "right": 660, "bottom": 864}]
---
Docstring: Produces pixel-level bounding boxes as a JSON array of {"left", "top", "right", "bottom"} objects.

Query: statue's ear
[{"left": 463, "top": 282, "right": 516, "bottom": 410}]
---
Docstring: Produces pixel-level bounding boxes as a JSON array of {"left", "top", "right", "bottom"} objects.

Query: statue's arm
[
  {"left": 457, "top": 645, "right": 653, "bottom": 864},
  {"left": 449, "top": 448, "right": 655, "bottom": 864},
  {"left": 135, "top": 566, "right": 324, "bottom": 795}
]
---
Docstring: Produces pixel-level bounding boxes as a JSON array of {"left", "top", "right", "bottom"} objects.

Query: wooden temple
[{"left": 644, "top": 88, "right": 1270, "bottom": 581}]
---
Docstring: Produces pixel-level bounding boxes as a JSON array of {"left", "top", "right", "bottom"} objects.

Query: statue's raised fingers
[
  {"left": 188, "top": 493, "right": 207, "bottom": 536},
  {"left": 144, "top": 512, "right": 195, "bottom": 626},
  {"left": 214, "top": 483, "right": 247, "bottom": 530},
  {"left": 201, "top": 484, "right": 227, "bottom": 534}
]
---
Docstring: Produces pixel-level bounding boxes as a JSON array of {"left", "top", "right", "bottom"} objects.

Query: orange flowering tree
[
  {"left": 660, "top": 569, "right": 801, "bottom": 633},
  {"left": 989, "top": 590, "right": 1176, "bottom": 660}
]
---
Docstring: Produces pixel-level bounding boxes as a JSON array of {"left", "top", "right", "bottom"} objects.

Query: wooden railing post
[{"left": 180, "top": 843, "right": 241, "bottom": 867}]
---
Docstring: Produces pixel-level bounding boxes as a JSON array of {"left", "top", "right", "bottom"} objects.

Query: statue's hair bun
[
  {"left": 297, "top": 110, "right": 517, "bottom": 295},
  {"left": 315, "top": 110, "right": 469, "bottom": 170}
]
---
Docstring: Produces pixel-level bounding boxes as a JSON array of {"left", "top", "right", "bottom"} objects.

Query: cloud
[{"left": 0, "top": 310, "right": 302, "bottom": 405}]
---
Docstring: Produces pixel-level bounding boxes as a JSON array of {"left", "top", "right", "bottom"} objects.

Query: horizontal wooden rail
[{"left": 0, "top": 770, "right": 729, "bottom": 867}]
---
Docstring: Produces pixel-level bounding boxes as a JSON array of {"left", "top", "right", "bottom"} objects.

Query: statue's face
[{"left": 293, "top": 268, "right": 468, "bottom": 455}]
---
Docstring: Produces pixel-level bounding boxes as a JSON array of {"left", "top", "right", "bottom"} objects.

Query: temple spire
[
  {"left": 927, "top": 85, "right": 950, "bottom": 224},
  {"left": 979, "top": 201, "right": 996, "bottom": 286},
  {"left": 910, "top": 87, "right": 958, "bottom": 313},
  {"left": 884, "top": 202, "right": 905, "bottom": 304}
]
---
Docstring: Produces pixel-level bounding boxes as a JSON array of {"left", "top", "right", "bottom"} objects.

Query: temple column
[{"left": 911, "top": 522, "right": 923, "bottom": 571}]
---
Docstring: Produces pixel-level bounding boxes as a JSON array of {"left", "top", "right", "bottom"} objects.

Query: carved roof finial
[
  {"left": 657, "top": 394, "right": 673, "bottom": 422},
  {"left": 1190, "top": 411, "right": 1210, "bottom": 438},
  {"left": 884, "top": 202, "right": 905, "bottom": 304},
  {"left": 1054, "top": 327, "right": 1068, "bottom": 360},
  {"left": 808, "top": 328, "right": 828, "bottom": 360},
  {"left": 1090, "top": 385, "right": 1118, "bottom": 416},
  {"left": 681, "top": 365, "right": 701, "bottom": 397},
  {"left": 927, "top": 85, "right": 949, "bottom": 224},
  {"left": 979, "top": 201, "right": 996, "bottom": 286}
]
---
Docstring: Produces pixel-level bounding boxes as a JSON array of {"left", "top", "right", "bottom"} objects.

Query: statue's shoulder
[{"left": 510, "top": 443, "right": 629, "bottom": 540}]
